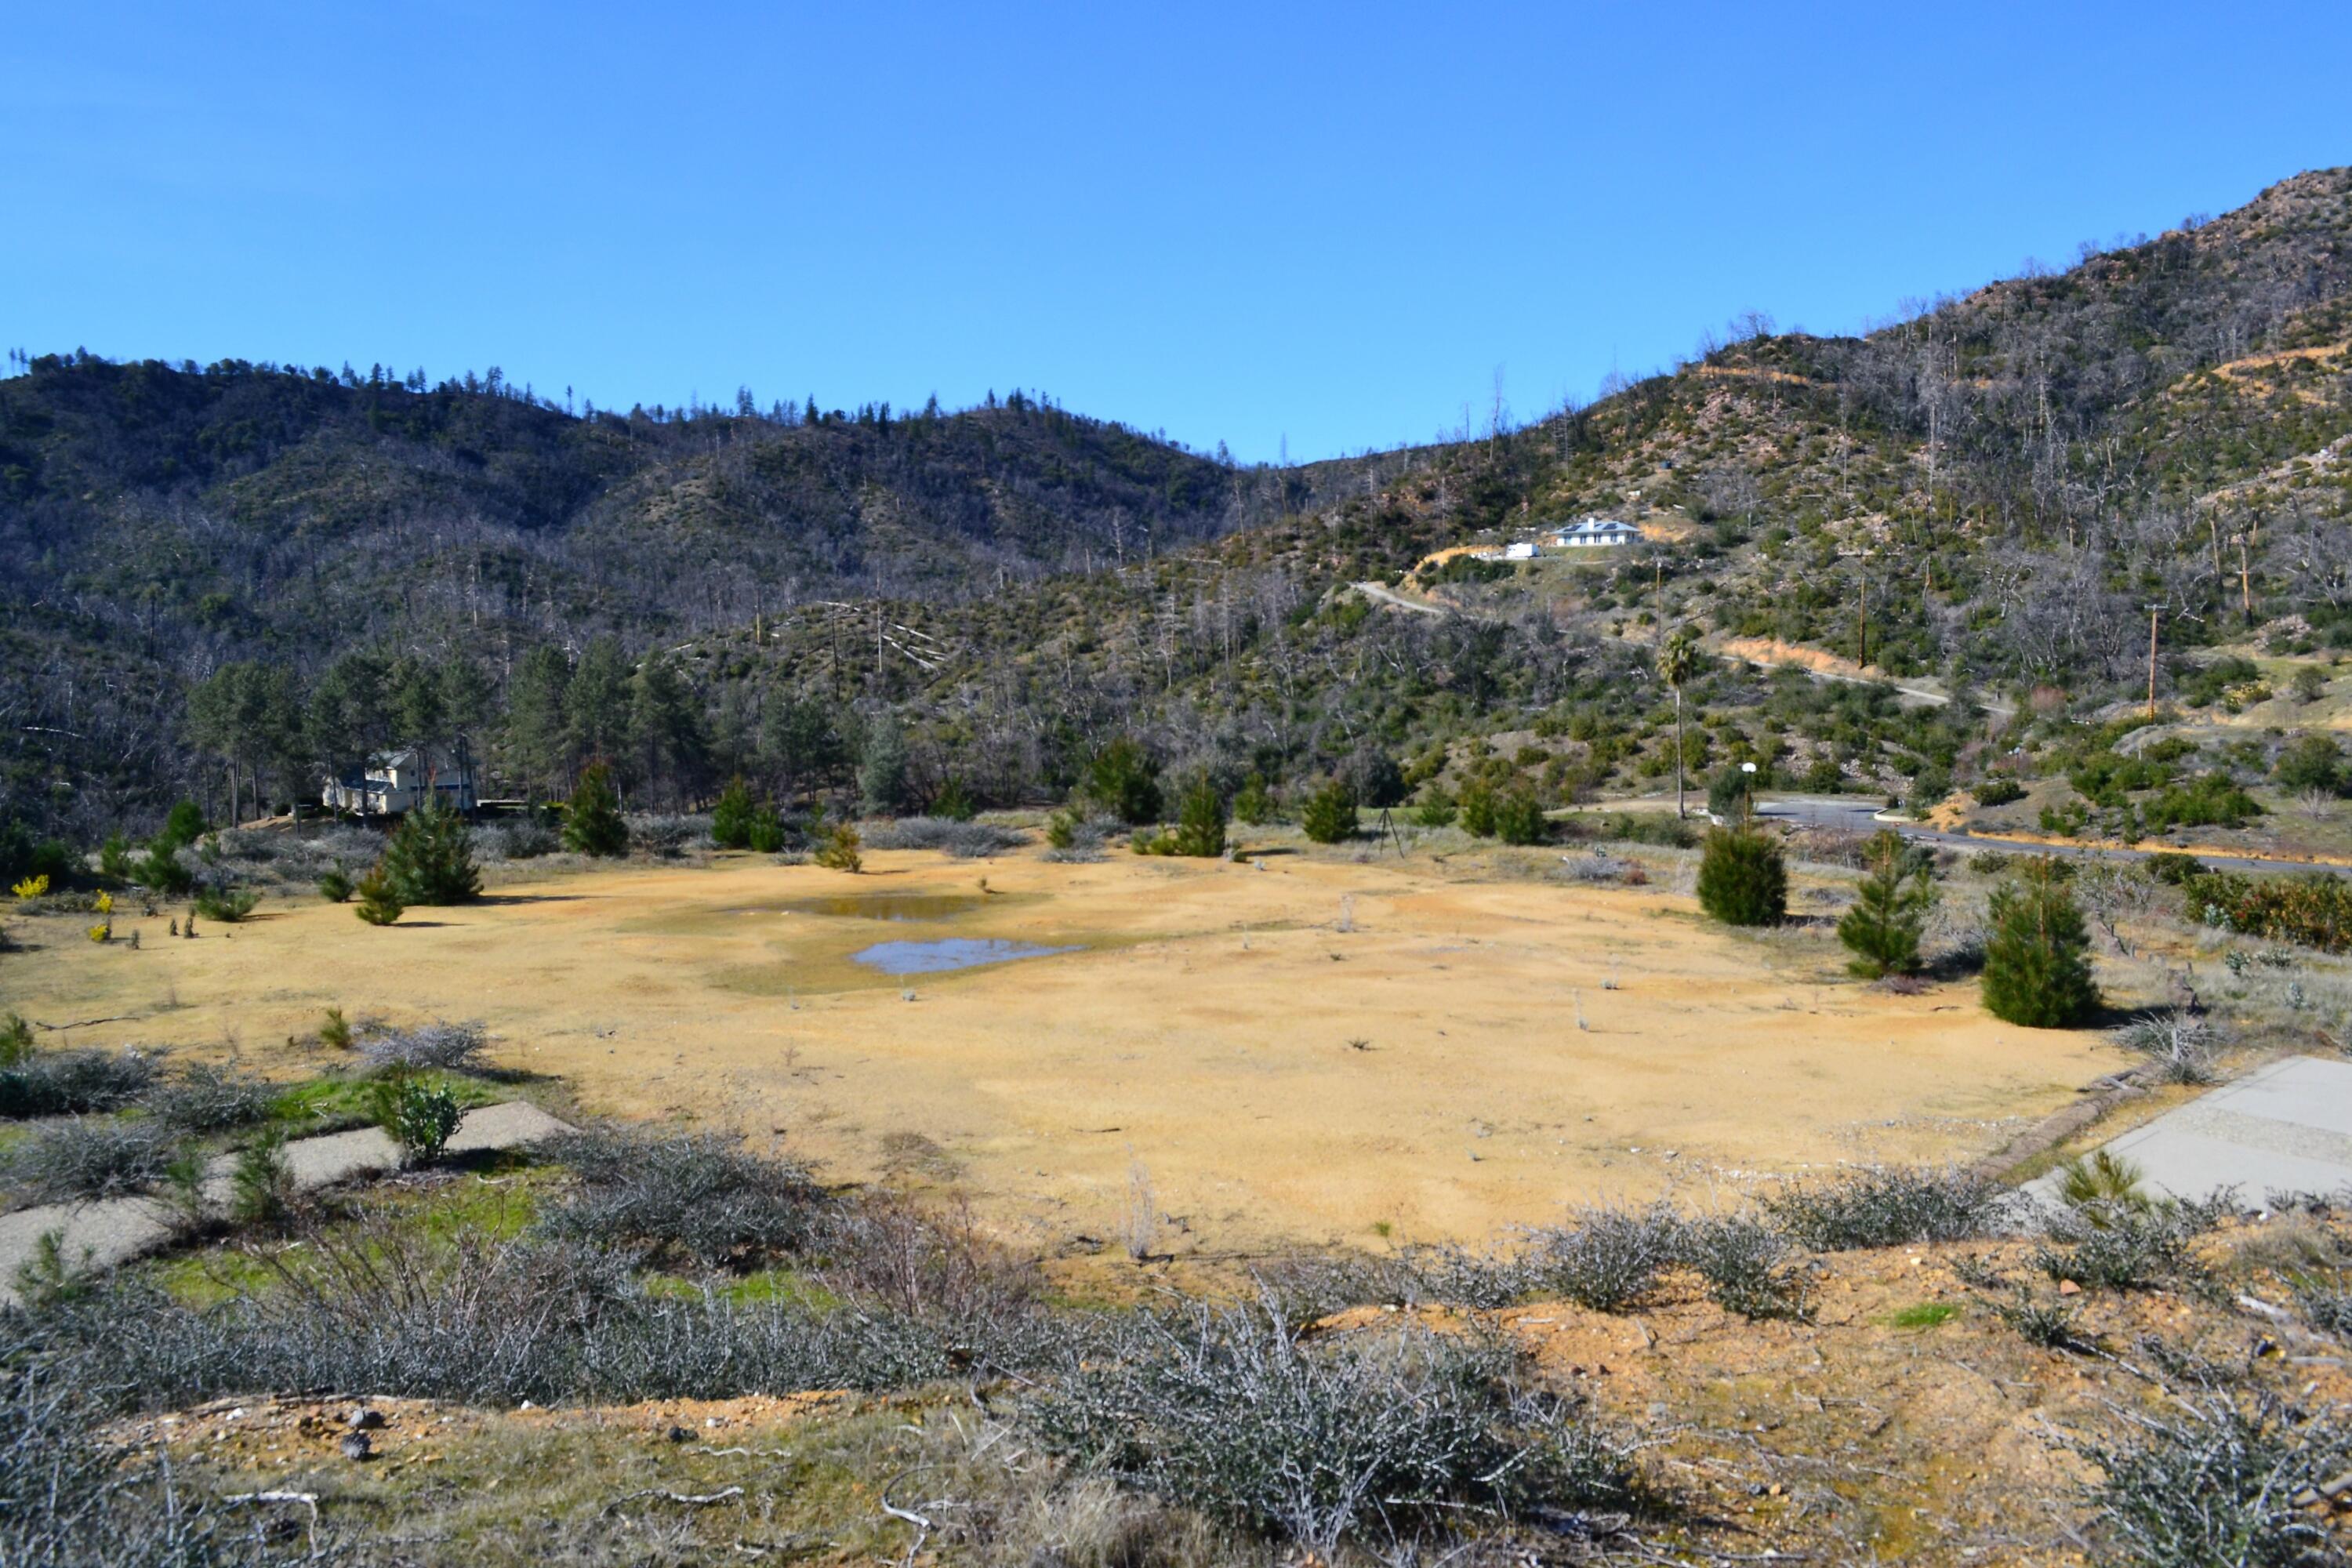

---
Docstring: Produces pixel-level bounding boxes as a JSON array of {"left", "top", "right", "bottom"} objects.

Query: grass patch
[
  {"left": 265, "top": 1069, "right": 501, "bottom": 1134},
  {"left": 1884, "top": 1301, "right": 1961, "bottom": 1330}
]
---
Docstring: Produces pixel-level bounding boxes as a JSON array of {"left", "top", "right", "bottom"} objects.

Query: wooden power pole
[{"left": 2145, "top": 604, "right": 2161, "bottom": 722}]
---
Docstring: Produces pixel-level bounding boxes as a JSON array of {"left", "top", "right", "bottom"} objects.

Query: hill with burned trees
[{"left": 4, "top": 165, "right": 2351, "bottom": 860}]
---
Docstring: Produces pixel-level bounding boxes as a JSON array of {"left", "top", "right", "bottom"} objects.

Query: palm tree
[{"left": 1658, "top": 628, "right": 1701, "bottom": 819}]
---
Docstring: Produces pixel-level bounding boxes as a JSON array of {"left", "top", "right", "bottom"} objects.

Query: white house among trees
[
  {"left": 322, "top": 747, "right": 478, "bottom": 815},
  {"left": 1548, "top": 518, "right": 1642, "bottom": 549}
]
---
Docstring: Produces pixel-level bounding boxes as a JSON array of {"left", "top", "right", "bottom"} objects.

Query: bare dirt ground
[{"left": 2, "top": 848, "right": 2125, "bottom": 1256}]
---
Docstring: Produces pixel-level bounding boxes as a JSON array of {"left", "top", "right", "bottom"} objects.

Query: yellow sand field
[{"left": 1, "top": 850, "right": 2124, "bottom": 1254}]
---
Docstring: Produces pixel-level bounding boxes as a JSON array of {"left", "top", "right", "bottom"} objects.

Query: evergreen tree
[
  {"left": 1494, "top": 788, "right": 1548, "bottom": 845},
  {"left": 1457, "top": 779, "right": 1498, "bottom": 837},
  {"left": 1345, "top": 747, "right": 1407, "bottom": 810},
  {"left": 564, "top": 762, "right": 630, "bottom": 856},
  {"left": 711, "top": 777, "right": 757, "bottom": 849},
  {"left": 762, "top": 698, "right": 848, "bottom": 799},
  {"left": 1838, "top": 830, "right": 1936, "bottom": 978},
  {"left": 1232, "top": 775, "right": 1275, "bottom": 826},
  {"left": 1697, "top": 825, "right": 1787, "bottom": 926},
  {"left": 1300, "top": 778, "right": 1359, "bottom": 844},
  {"left": 506, "top": 645, "right": 574, "bottom": 798},
  {"left": 353, "top": 862, "right": 405, "bottom": 926},
  {"left": 1981, "top": 860, "right": 2100, "bottom": 1027},
  {"left": 931, "top": 776, "right": 977, "bottom": 822},
  {"left": 1083, "top": 737, "right": 1161, "bottom": 826},
  {"left": 380, "top": 795, "right": 481, "bottom": 905},
  {"left": 858, "top": 713, "right": 913, "bottom": 816},
  {"left": 308, "top": 650, "right": 390, "bottom": 791},
  {"left": 1168, "top": 779, "right": 1229, "bottom": 858},
  {"left": 564, "top": 638, "right": 633, "bottom": 771},
  {"left": 627, "top": 657, "right": 710, "bottom": 804}
]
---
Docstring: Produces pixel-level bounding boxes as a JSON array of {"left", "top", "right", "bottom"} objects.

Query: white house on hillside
[
  {"left": 1549, "top": 518, "right": 1642, "bottom": 549},
  {"left": 322, "top": 748, "right": 478, "bottom": 815}
]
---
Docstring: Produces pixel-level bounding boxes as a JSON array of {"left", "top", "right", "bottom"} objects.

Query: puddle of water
[
  {"left": 764, "top": 892, "right": 988, "bottom": 922},
  {"left": 851, "top": 938, "right": 1081, "bottom": 975}
]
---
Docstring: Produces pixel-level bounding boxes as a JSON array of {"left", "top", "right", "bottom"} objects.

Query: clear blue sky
[{"left": 5, "top": 2, "right": 2347, "bottom": 462}]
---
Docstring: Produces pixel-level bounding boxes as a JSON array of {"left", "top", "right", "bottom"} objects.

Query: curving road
[{"left": 1755, "top": 794, "right": 2352, "bottom": 879}]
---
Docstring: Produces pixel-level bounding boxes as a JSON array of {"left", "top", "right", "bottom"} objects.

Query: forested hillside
[{"left": 5, "top": 166, "right": 2350, "bottom": 860}]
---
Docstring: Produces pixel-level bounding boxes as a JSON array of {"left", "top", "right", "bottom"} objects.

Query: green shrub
[
  {"left": 353, "top": 862, "right": 405, "bottom": 926},
  {"left": 930, "top": 777, "right": 977, "bottom": 822},
  {"left": 369, "top": 1075, "right": 463, "bottom": 1165},
  {"left": 1232, "top": 775, "right": 1275, "bottom": 826},
  {"left": 1300, "top": 779, "right": 1359, "bottom": 844},
  {"left": 382, "top": 794, "right": 481, "bottom": 904},
  {"left": 1973, "top": 776, "right": 2026, "bottom": 808},
  {"left": 2144, "top": 851, "right": 2205, "bottom": 885},
  {"left": 1697, "top": 826, "right": 1785, "bottom": 926},
  {"left": 191, "top": 887, "right": 258, "bottom": 924},
  {"left": 2183, "top": 869, "right": 2352, "bottom": 952},
  {"left": 1457, "top": 779, "right": 1497, "bottom": 837},
  {"left": 1493, "top": 789, "right": 1548, "bottom": 845},
  {"left": 1410, "top": 786, "right": 1456, "bottom": 828},
  {"left": 1838, "top": 830, "right": 1935, "bottom": 978},
  {"left": 745, "top": 807, "right": 786, "bottom": 854},
  {"left": 1083, "top": 738, "right": 1163, "bottom": 826},
  {"left": 1, "top": 1011, "right": 32, "bottom": 1067},
  {"left": 815, "top": 823, "right": 863, "bottom": 873},
  {"left": 710, "top": 776, "right": 757, "bottom": 848},
  {"left": 229, "top": 1135, "right": 297, "bottom": 1228},
  {"left": 2273, "top": 733, "right": 2345, "bottom": 794},
  {"left": 317, "top": 866, "right": 354, "bottom": 902},
  {"left": 1167, "top": 779, "right": 1229, "bottom": 858},
  {"left": 1981, "top": 860, "right": 2100, "bottom": 1027},
  {"left": 563, "top": 763, "right": 630, "bottom": 856}
]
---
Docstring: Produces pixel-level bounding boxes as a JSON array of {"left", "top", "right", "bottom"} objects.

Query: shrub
[
  {"left": 1456, "top": 779, "right": 1497, "bottom": 837},
  {"left": 352, "top": 862, "right": 405, "bottom": 925},
  {"left": 2034, "top": 1210, "right": 2204, "bottom": 1292},
  {"left": 930, "top": 777, "right": 977, "bottom": 822},
  {"left": 2183, "top": 869, "right": 2352, "bottom": 952},
  {"left": 369, "top": 1076, "right": 463, "bottom": 1164},
  {"left": 1041, "top": 811, "right": 1105, "bottom": 862},
  {"left": 1697, "top": 824, "right": 1786, "bottom": 926},
  {"left": 1686, "top": 1213, "right": 1805, "bottom": 1319},
  {"left": 229, "top": 1136, "right": 297, "bottom": 1229},
  {"left": 1167, "top": 779, "right": 1229, "bottom": 858},
  {"left": 316, "top": 866, "right": 354, "bottom": 902},
  {"left": 190, "top": 886, "right": 258, "bottom": 923},
  {"left": 745, "top": 806, "right": 786, "bottom": 853},
  {"left": 1762, "top": 1167, "right": 2016, "bottom": 1250},
  {"left": 1523, "top": 1202, "right": 1685, "bottom": 1311},
  {"left": 381, "top": 795, "right": 481, "bottom": 905},
  {"left": 354, "top": 1021, "right": 486, "bottom": 1073},
  {"left": 2, "top": 1119, "right": 179, "bottom": 1203},
  {"left": 1023, "top": 1306, "right": 1631, "bottom": 1550},
  {"left": 1982, "top": 859, "right": 2100, "bottom": 1026},
  {"left": 815, "top": 822, "right": 864, "bottom": 872},
  {"left": 2114, "top": 1009, "right": 2221, "bottom": 1085},
  {"left": 1298, "top": 779, "right": 1358, "bottom": 844},
  {"left": 1410, "top": 788, "right": 1456, "bottom": 828},
  {"left": 2145, "top": 851, "right": 2206, "bottom": 885},
  {"left": 2274, "top": 732, "right": 2345, "bottom": 794},
  {"left": 0, "top": 1047, "right": 158, "bottom": 1120},
  {"left": 863, "top": 818, "right": 1024, "bottom": 858},
  {"left": 538, "top": 1127, "right": 827, "bottom": 1269},
  {"left": 1493, "top": 788, "right": 1548, "bottom": 845},
  {"left": 1839, "top": 829, "right": 1936, "bottom": 978},
  {"left": 1232, "top": 775, "right": 1275, "bottom": 826},
  {"left": 1083, "top": 738, "right": 1163, "bottom": 826},
  {"left": 1343, "top": 747, "right": 1406, "bottom": 810},
  {"left": 709, "top": 776, "right": 757, "bottom": 848},
  {"left": 1973, "top": 776, "right": 2027, "bottom": 808},
  {"left": 0, "top": 1013, "right": 30, "bottom": 1066},
  {"left": 318, "top": 1006, "right": 353, "bottom": 1050},
  {"left": 2082, "top": 1392, "right": 2351, "bottom": 1568},
  {"left": 563, "top": 763, "right": 630, "bottom": 856},
  {"left": 9, "top": 873, "right": 49, "bottom": 900},
  {"left": 144, "top": 1063, "right": 276, "bottom": 1134}
]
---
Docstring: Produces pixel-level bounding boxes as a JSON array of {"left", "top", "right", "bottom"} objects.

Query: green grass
[
  {"left": 1883, "top": 1301, "right": 1961, "bottom": 1330},
  {"left": 266, "top": 1069, "right": 502, "bottom": 1134}
]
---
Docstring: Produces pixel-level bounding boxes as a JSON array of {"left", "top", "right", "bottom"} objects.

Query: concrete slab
[
  {"left": 2024, "top": 1055, "right": 2352, "bottom": 1207},
  {"left": 0, "top": 1101, "right": 573, "bottom": 1307}
]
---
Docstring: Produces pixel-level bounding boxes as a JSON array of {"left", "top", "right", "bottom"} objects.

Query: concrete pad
[
  {"left": 2024, "top": 1055, "right": 2352, "bottom": 1207},
  {"left": 0, "top": 1101, "right": 572, "bottom": 1308}
]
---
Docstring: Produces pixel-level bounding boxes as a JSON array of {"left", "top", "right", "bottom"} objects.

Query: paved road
[
  {"left": 2022, "top": 1055, "right": 2352, "bottom": 1207},
  {"left": 1756, "top": 794, "right": 2352, "bottom": 880},
  {"left": 0, "top": 1101, "right": 572, "bottom": 1307}
]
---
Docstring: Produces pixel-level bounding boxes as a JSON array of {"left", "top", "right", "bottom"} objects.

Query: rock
[
  {"left": 2056, "top": 1279, "right": 2081, "bottom": 1296},
  {"left": 346, "top": 1407, "right": 383, "bottom": 1430},
  {"left": 666, "top": 1425, "right": 694, "bottom": 1444},
  {"left": 339, "top": 1433, "right": 373, "bottom": 1462}
]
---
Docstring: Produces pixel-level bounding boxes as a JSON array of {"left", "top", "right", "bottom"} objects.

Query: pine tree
[
  {"left": 1457, "top": 779, "right": 1498, "bottom": 837},
  {"left": 1083, "top": 738, "right": 1161, "bottom": 826},
  {"left": 858, "top": 715, "right": 913, "bottom": 817},
  {"left": 1839, "top": 830, "right": 1936, "bottom": 978},
  {"left": 931, "top": 777, "right": 976, "bottom": 822},
  {"left": 1494, "top": 788, "right": 1548, "bottom": 845},
  {"left": 1168, "top": 779, "right": 1229, "bottom": 858},
  {"left": 1697, "top": 825, "right": 1787, "bottom": 926},
  {"left": 564, "top": 763, "right": 630, "bottom": 857},
  {"left": 1232, "top": 775, "right": 1275, "bottom": 826},
  {"left": 1981, "top": 860, "right": 2100, "bottom": 1027},
  {"left": 381, "top": 794, "right": 481, "bottom": 905},
  {"left": 710, "top": 777, "right": 757, "bottom": 849},
  {"left": 1301, "top": 778, "right": 1359, "bottom": 844},
  {"left": 354, "top": 862, "right": 405, "bottom": 926}
]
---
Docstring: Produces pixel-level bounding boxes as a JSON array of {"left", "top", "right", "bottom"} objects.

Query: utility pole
[
  {"left": 2238, "top": 534, "right": 2253, "bottom": 622},
  {"left": 2145, "top": 603, "right": 2162, "bottom": 722}
]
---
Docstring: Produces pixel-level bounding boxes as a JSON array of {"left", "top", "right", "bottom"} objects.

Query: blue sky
[{"left": 5, "top": 3, "right": 2347, "bottom": 462}]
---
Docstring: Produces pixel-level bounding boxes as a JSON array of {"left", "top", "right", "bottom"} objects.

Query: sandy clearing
[{"left": 0, "top": 849, "right": 2125, "bottom": 1254}]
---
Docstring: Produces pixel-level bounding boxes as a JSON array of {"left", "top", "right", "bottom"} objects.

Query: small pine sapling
[{"left": 1839, "top": 830, "right": 1936, "bottom": 978}]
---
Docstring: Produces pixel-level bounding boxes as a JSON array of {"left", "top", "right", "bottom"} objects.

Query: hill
[{"left": 5, "top": 167, "right": 2351, "bottom": 855}]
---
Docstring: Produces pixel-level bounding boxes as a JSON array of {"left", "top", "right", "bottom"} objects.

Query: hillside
[{"left": 5, "top": 167, "right": 2352, "bottom": 854}]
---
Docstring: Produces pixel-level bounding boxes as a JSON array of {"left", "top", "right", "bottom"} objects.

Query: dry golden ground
[{"left": 2, "top": 847, "right": 2125, "bottom": 1255}]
